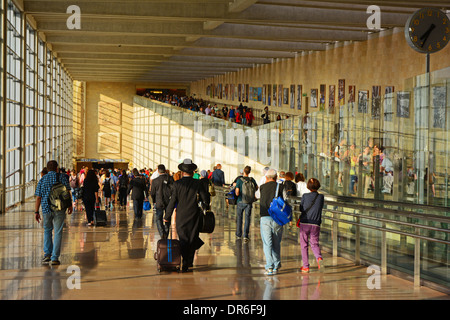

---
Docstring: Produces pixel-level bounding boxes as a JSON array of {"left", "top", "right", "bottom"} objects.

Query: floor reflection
[{"left": 0, "top": 199, "right": 448, "bottom": 300}]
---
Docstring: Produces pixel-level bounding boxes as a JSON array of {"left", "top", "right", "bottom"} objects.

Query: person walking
[
  {"left": 234, "top": 166, "right": 258, "bottom": 242},
  {"left": 151, "top": 164, "right": 174, "bottom": 238},
  {"left": 258, "top": 169, "right": 285, "bottom": 275},
  {"left": 164, "top": 159, "right": 210, "bottom": 272},
  {"left": 211, "top": 163, "right": 226, "bottom": 187},
  {"left": 297, "top": 178, "right": 325, "bottom": 273},
  {"left": 127, "top": 168, "right": 149, "bottom": 220},
  {"left": 69, "top": 171, "right": 80, "bottom": 210},
  {"left": 117, "top": 169, "right": 129, "bottom": 209},
  {"left": 81, "top": 169, "right": 100, "bottom": 226},
  {"left": 102, "top": 171, "right": 113, "bottom": 210},
  {"left": 34, "top": 160, "right": 73, "bottom": 265}
]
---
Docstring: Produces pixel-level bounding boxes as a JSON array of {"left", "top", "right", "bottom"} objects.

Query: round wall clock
[{"left": 405, "top": 7, "right": 450, "bottom": 54}]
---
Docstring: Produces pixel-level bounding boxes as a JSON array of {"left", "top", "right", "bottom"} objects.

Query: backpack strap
[
  {"left": 274, "top": 182, "right": 280, "bottom": 199},
  {"left": 304, "top": 193, "right": 319, "bottom": 214}
]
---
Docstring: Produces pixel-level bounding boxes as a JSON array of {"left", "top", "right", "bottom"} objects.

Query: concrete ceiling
[{"left": 24, "top": 0, "right": 450, "bottom": 84}]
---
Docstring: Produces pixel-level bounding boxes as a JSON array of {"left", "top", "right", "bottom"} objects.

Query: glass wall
[
  {"left": 5, "top": 0, "right": 23, "bottom": 207},
  {"left": 134, "top": 66, "right": 450, "bottom": 208},
  {"left": 0, "top": 0, "right": 74, "bottom": 212}
]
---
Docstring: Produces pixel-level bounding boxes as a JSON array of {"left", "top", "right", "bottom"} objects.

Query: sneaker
[
  {"left": 264, "top": 268, "right": 273, "bottom": 275},
  {"left": 300, "top": 266, "right": 309, "bottom": 273},
  {"left": 243, "top": 237, "right": 250, "bottom": 243},
  {"left": 317, "top": 258, "right": 325, "bottom": 270},
  {"left": 50, "top": 260, "right": 61, "bottom": 266},
  {"left": 272, "top": 269, "right": 278, "bottom": 274},
  {"left": 42, "top": 255, "right": 51, "bottom": 264}
]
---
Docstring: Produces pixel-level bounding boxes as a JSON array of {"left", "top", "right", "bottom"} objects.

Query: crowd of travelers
[
  {"left": 35, "top": 159, "right": 325, "bottom": 274},
  {"left": 141, "top": 93, "right": 293, "bottom": 126}
]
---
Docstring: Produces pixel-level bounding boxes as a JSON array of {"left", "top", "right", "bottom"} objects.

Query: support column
[
  {"left": 20, "top": 13, "right": 26, "bottom": 203},
  {"left": 1, "top": 0, "right": 8, "bottom": 214}
]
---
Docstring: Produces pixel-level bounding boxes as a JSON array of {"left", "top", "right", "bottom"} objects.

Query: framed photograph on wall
[
  {"left": 290, "top": 85, "right": 295, "bottom": 109},
  {"left": 358, "top": 90, "right": 369, "bottom": 113},
  {"left": 338, "top": 79, "right": 345, "bottom": 106},
  {"left": 319, "top": 84, "right": 326, "bottom": 111},
  {"left": 267, "top": 84, "right": 272, "bottom": 106},
  {"left": 257, "top": 87, "right": 262, "bottom": 102},
  {"left": 397, "top": 91, "right": 410, "bottom": 118},
  {"left": 384, "top": 86, "right": 395, "bottom": 121},
  {"left": 262, "top": 85, "right": 266, "bottom": 104},
  {"left": 272, "top": 84, "right": 277, "bottom": 107},
  {"left": 348, "top": 85, "right": 356, "bottom": 117},
  {"left": 432, "top": 86, "right": 446, "bottom": 128},
  {"left": 283, "top": 87, "right": 289, "bottom": 105},
  {"left": 311, "top": 89, "right": 318, "bottom": 108},
  {"left": 329, "top": 85, "right": 335, "bottom": 114},
  {"left": 297, "top": 85, "right": 302, "bottom": 110},
  {"left": 238, "top": 84, "right": 242, "bottom": 102},
  {"left": 278, "top": 85, "right": 283, "bottom": 107},
  {"left": 371, "top": 85, "right": 381, "bottom": 119},
  {"left": 348, "top": 85, "right": 356, "bottom": 103}
]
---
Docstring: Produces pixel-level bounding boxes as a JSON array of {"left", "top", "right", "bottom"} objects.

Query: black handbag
[{"left": 199, "top": 208, "right": 215, "bottom": 233}]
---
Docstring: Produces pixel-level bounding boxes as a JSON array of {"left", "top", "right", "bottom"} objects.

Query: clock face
[{"left": 405, "top": 8, "right": 450, "bottom": 54}]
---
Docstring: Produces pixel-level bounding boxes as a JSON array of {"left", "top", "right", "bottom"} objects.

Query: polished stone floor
[{"left": 0, "top": 198, "right": 448, "bottom": 301}]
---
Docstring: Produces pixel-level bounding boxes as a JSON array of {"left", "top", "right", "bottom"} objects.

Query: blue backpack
[
  {"left": 226, "top": 187, "right": 237, "bottom": 205},
  {"left": 268, "top": 183, "right": 292, "bottom": 226}
]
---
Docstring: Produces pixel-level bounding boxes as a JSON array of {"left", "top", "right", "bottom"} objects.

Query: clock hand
[{"left": 419, "top": 24, "right": 436, "bottom": 48}]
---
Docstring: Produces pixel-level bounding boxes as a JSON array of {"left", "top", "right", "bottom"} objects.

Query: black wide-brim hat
[{"left": 178, "top": 158, "right": 197, "bottom": 173}]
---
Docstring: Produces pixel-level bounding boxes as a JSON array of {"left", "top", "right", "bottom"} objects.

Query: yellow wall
[
  {"left": 83, "top": 82, "right": 136, "bottom": 161},
  {"left": 190, "top": 28, "right": 450, "bottom": 115}
]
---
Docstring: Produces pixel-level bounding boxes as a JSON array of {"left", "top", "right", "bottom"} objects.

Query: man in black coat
[
  {"left": 127, "top": 168, "right": 148, "bottom": 219},
  {"left": 164, "top": 159, "right": 210, "bottom": 272},
  {"left": 150, "top": 164, "right": 174, "bottom": 238}
]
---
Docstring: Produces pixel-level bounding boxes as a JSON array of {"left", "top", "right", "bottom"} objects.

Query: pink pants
[{"left": 299, "top": 224, "right": 322, "bottom": 268}]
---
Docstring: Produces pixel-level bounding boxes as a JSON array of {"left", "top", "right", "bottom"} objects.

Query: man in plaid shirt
[{"left": 34, "top": 160, "right": 73, "bottom": 265}]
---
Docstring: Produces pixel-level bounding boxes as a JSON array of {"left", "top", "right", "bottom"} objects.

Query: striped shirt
[{"left": 35, "top": 171, "right": 71, "bottom": 214}]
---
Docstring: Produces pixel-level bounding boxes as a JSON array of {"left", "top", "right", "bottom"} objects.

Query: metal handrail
[{"left": 213, "top": 185, "right": 450, "bottom": 290}]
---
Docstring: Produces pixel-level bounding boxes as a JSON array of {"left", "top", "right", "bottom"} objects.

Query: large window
[
  {"left": 25, "top": 23, "right": 36, "bottom": 185},
  {"left": 5, "top": 0, "right": 23, "bottom": 206},
  {"left": 1, "top": 0, "right": 74, "bottom": 211}
]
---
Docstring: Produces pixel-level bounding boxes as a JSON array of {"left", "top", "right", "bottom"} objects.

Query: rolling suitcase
[
  {"left": 94, "top": 202, "right": 107, "bottom": 226},
  {"left": 154, "top": 227, "right": 181, "bottom": 272}
]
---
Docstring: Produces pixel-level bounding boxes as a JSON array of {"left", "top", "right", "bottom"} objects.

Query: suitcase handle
[{"left": 164, "top": 222, "right": 173, "bottom": 240}]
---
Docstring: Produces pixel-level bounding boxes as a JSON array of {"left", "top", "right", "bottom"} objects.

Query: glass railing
[
  {"left": 134, "top": 69, "right": 450, "bottom": 209},
  {"left": 211, "top": 186, "right": 450, "bottom": 292}
]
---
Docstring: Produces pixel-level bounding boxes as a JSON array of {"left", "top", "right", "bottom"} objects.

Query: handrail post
[
  {"left": 333, "top": 210, "right": 338, "bottom": 257},
  {"left": 381, "top": 222, "right": 387, "bottom": 275},
  {"left": 355, "top": 215, "right": 360, "bottom": 265},
  {"left": 414, "top": 233, "right": 421, "bottom": 287}
]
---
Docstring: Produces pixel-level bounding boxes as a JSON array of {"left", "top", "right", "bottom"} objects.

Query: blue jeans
[
  {"left": 236, "top": 202, "right": 252, "bottom": 238},
  {"left": 133, "top": 199, "right": 144, "bottom": 218},
  {"left": 43, "top": 210, "right": 66, "bottom": 261},
  {"left": 71, "top": 188, "right": 77, "bottom": 203},
  {"left": 260, "top": 216, "right": 283, "bottom": 270}
]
